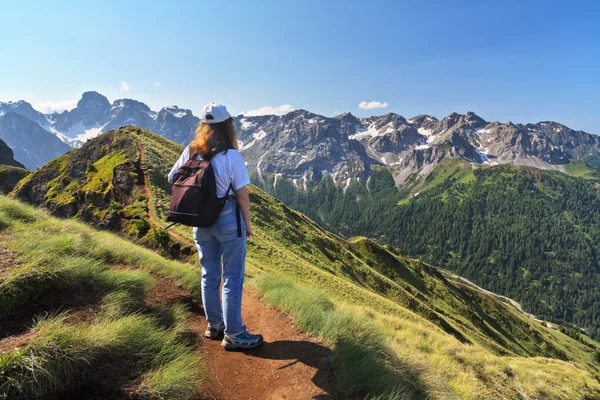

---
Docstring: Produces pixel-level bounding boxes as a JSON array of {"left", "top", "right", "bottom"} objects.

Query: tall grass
[
  {"left": 254, "top": 275, "right": 426, "bottom": 399},
  {"left": 0, "top": 309, "right": 201, "bottom": 399},
  {"left": 0, "top": 196, "right": 200, "bottom": 319},
  {"left": 0, "top": 197, "right": 205, "bottom": 399},
  {"left": 254, "top": 275, "right": 600, "bottom": 400}
]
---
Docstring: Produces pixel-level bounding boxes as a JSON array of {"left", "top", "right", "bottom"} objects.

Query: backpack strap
[{"left": 235, "top": 199, "right": 242, "bottom": 238}]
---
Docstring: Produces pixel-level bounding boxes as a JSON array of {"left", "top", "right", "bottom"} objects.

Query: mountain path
[
  {"left": 189, "top": 289, "right": 337, "bottom": 399},
  {"left": 130, "top": 133, "right": 337, "bottom": 398},
  {"left": 132, "top": 133, "right": 194, "bottom": 246}
]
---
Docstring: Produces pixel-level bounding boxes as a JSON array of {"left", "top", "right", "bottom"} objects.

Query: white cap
[{"left": 200, "top": 103, "right": 231, "bottom": 124}]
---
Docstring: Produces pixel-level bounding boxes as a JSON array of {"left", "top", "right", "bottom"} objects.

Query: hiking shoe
[
  {"left": 221, "top": 327, "right": 264, "bottom": 350},
  {"left": 205, "top": 321, "right": 225, "bottom": 339}
]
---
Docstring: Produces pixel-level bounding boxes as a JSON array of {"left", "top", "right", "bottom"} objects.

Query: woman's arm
[
  {"left": 235, "top": 186, "right": 252, "bottom": 236},
  {"left": 168, "top": 146, "right": 191, "bottom": 184}
]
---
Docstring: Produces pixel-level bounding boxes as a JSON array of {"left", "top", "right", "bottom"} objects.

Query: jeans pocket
[{"left": 216, "top": 211, "right": 240, "bottom": 238}]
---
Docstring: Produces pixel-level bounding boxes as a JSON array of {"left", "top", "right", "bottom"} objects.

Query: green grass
[
  {"left": 236, "top": 186, "right": 600, "bottom": 399},
  {"left": 0, "top": 196, "right": 204, "bottom": 399},
  {"left": 401, "top": 159, "right": 477, "bottom": 198},
  {"left": 254, "top": 275, "right": 427, "bottom": 398},
  {"left": 564, "top": 159, "right": 600, "bottom": 179},
  {"left": 81, "top": 151, "right": 130, "bottom": 193},
  {"left": 1, "top": 310, "right": 201, "bottom": 399},
  {"left": 7, "top": 128, "right": 600, "bottom": 399},
  {"left": 9, "top": 127, "right": 196, "bottom": 258}
]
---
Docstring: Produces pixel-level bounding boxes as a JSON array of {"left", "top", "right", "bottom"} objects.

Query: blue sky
[{"left": 1, "top": 0, "right": 598, "bottom": 133}]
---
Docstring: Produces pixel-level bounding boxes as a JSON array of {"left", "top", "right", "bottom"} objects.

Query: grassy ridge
[
  {"left": 9, "top": 127, "right": 194, "bottom": 258},
  {"left": 134, "top": 128, "right": 600, "bottom": 398},
  {"left": 7, "top": 128, "right": 600, "bottom": 398},
  {"left": 0, "top": 196, "right": 204, "bottom": 399}
]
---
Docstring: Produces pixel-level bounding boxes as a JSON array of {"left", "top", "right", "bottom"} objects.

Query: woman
[{"left": 168, "top": 103, "right": 263, "bottom": 350}]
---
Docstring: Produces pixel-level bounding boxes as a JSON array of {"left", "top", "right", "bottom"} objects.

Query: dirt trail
[
  {"left": 146, "top": 274, "right": 337, "bottom": 398},
  {"left": 130, "top": 133, "right": 336, "bottom": 398},
  {"left": 131, "top": 134, "right": 195, "bottom": 247},
  {"left": 191, "top": 290, "right": 337, "bottom": 400}
]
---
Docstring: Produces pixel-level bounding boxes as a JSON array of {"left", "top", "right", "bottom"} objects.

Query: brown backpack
[{"left": 166, "top": 153, "right": 241, "bottom": 236}]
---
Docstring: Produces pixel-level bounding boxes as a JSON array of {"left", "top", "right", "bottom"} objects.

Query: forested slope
[{"left": 260, "top": 160, "right": 600, "bottom": 339}]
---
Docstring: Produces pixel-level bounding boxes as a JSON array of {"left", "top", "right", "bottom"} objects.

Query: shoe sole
[{"left": 221, "top": 337, "right": 264, "bottom": 351}]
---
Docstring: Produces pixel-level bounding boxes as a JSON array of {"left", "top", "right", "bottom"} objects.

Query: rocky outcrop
[{"left": 11, "top": 129, "right": 138, "bottom": 230}]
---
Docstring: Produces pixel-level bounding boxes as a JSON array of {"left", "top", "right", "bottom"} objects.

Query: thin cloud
[
  {"left": 243, "top": 104, "right": 294, "bottom": 117},
  {"left": 120, "top": 81, "right": 130, "bottom": 92},
  {"left": 359, "top": 100, "right": 388, "bottom": 110},
  {"left": 154, "top": 82, "right": 161, "bottom": 88},
  {"left": 33, "top": 100, "right": 77, "bottom": 114}
]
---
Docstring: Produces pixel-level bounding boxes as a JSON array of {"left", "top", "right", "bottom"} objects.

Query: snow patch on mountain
[
  {"left": 253, "top": 129, "right": 267, "bottom": 141},
  {"left": 165, "top": 107, "right": 187, "bottom": 118}
]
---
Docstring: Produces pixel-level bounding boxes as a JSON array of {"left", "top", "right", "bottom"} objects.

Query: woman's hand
[{"left": 235, "top": 186, "right": 252, "bottom": 237}]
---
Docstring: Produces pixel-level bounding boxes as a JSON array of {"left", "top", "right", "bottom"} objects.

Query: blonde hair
[{"left": 189, "top": 118, "right": 238, "bottom": 159}]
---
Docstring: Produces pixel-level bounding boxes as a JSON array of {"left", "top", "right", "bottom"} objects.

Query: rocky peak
[
  {"left": 465, "top": 111, "right": 486, "bottom": 128},
  {"left": 112, "top": 98, "right": 151, "bottom": 112},
  {"left": 0, "top": 100, "right": 47, "bottom": 125},
  {"left": 77, "top": 91, "right": 110, "bottom": 110},
  {"left": 334, "top": 112, "right": 360, "bottom": 126},
  {"left": 409, "top": 115, "right": 439, "bottom": 130}
]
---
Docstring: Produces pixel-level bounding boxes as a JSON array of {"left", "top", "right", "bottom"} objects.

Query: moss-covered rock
[{"left": 0, "top": 165, "right": 30, "bottom": 194}]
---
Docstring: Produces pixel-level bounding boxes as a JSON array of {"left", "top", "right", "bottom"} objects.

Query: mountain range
[
  {"left": 237, "top": 109, "right": 600, "bottom": 187},
  {"left": 2, "top": 91, "right": 599, "bottom": 185},
  {"left": 0, "top": 92, "right": 199, "bottom": 169}
]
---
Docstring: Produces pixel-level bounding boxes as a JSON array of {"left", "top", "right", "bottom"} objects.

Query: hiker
[{"left": 167, "top": 103, "right": 263, "bottom": 350}]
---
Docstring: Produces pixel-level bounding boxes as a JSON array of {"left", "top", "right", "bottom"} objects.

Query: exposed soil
[
  {"left": 192, "top": 289, "right": 338, "bottom": 400},
  {"left": 0, "top": 283, "right": 104, "bottom": 340},
  {"left": 144, "top": 272, "right": 192, "bottom": 309},
  {"left": 142, "top": 270, "right": 338, "bottom": 399},
  {"left": 1, "top": 191, "right": 337, "bottom": 399},
  {"left": 0, "top": 238, "right": 22, "bottom": 279},
  {"left": 0, "top": 329, "right": 34, "bottom": 354}
]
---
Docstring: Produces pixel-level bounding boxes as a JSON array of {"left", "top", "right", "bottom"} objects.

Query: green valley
[{"left": 259, "top": 159, "right": 600, "bottom": 342}]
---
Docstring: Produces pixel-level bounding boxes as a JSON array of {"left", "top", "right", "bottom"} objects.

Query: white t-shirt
[{"left": 168, "top": 146, "right": 250, "bottom": 198}]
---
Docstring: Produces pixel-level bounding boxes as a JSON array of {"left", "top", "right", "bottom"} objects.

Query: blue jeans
[{"left": 193, "top": 200, "right": 246, "bottom": 335}]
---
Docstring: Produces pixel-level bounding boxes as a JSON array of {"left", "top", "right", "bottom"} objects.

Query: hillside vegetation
[
  {"left": 137, "top": 127, "right": 600, "bottom": 398},
  {"left": 0, "top": 196, "right": 204, "bottom": 399},
  {"left": 10, "top": 127, "right": 193, "bottom": 259},
  {"left": 260, "top": 158, "right": 600, "bottom": 341},
  {"left": 0, "top": 166, "right": 29, "bottom": 195},
  {"left": 6, "top": 128, "right": 600, "bottom": 398}
]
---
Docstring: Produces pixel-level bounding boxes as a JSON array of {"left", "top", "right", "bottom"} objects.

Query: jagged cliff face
[
  {"left": 0, "top": 137, "right": 25, "bottom": 169},
  {"left": 237, "top": 109, "right": 600, "bottom": 186},
  {"left": 235, "top": 110, "right": 375, "bottom": 187},
  {"left": 0, "top": 137, "right": 29, "bottom": 194}
]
